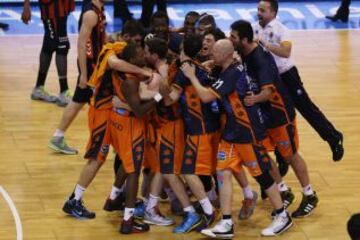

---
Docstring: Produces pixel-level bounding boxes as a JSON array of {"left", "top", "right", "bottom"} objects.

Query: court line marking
[{"left": 0, "top": 186, "right": 23, "bottom": 240}]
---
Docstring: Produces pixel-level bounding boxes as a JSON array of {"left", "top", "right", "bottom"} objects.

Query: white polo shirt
[{"left": 252, "top": 19, "right": 294, "bottom": 74}]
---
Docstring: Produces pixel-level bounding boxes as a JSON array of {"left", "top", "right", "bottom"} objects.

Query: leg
[
  {"left": 140, "top": 0, "right": 155, "bottom": 28},
  {"left": 114, "top": 0, "right": 133, "bottom": 23},
  {"left": 281, "top": 68, "right": 343, "bottom": 161}
]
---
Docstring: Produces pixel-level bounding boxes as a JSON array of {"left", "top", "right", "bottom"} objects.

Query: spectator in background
[
  {"left": 114, "top": 0, "right": 134, "bottom": 24},
  {"left": 348, "top": 213, "right": 360, "bottom": 240},
  {"left": 326, "top": 0, "right": 351, "bottom": 22},
  {"left": 141, "top": 0, "right": 168, "bottom": 28}
]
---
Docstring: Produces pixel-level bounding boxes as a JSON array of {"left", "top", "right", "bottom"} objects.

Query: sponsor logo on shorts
[
  {"left": 243, "top": 160, "right": 258, "bottom": 168},
  {"left": 217, "top": 151, "right": 226, "bottom": 161},
  {"left": 100, "top": 144, "right": 109, "bottom": 154}
]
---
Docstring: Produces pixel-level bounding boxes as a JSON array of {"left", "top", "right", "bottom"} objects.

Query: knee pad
[{"left": 254, "top": 171, "right": 274, "bottom": 190}]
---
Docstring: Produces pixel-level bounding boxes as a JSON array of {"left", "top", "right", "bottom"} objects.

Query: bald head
[
  {"left": 212, "top": 39, "right": 234, "bottom": 66},
  {"left": 214, "top": 39, "right": 234, "bottom": 56}
]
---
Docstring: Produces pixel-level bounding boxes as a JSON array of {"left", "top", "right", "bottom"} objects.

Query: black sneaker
[
  {"left": 63, "top": 199, "right": 96, "bottom": 219},
  {"left": 329, "top": 133, "right": 344, "bottom": 162},
  {"left": 271, "top": 189, "right": 295, "bottom": 218},
  {"left": 291, "top": 192, "right": 319, "bottom": 218},
  {"left": 103, "top": 192, "right": 125, "bottom": 212},
  {"left": 120, "top": 217, "right": 150, "bottom": 234}
]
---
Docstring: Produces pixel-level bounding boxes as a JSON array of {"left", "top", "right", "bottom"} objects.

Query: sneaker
[
  {"left": 291, "top": 192, "right": 319, "bottom": 218},
  {"left": 134, "top": 199, "right": 145, "bottom": 219},
  {"left": 120, "top": 217, "right": 150, "bottom": 234},
  {"left": 271, "top": 189, "right": 295, "bottom": 218},
  {"left": 31, "top": 86, "right": 58, "bottom": 103},
  {"left": 281, "top": 189, "right": 295, "bottom": 209},
  {"left": 170, "top": 198, "right": 184, "bottom": 216},
  {"left": 173, "top": 212, "right": 204, "bottom": 233},
  {"left": 238, "top": 191, "right": 258, "bottom": 220},
  {"left": 62, "top": 198, "right": 96, "bottom": 219},
  {"left": 203, "top": 212, "right": 216, "bottom": 228},
  {"left": 201, "top": 220, "right": 234, "bottom": 239},
  {"left": 103, "top": 192, "right": 125, "bottom": 212},
  {"left": 48, "top": 136, "right": 78, "bottom": 155},
  {"left": 57, "top": 89, "right": 72, "bottom": 107},
  {"left": 329, "top": 133, "right": 344, "bottom": 162},
  {"left": 144, "top": 207, "right": 175, "bottom": 226},
  {"left": 261, "top": 212, "right": 293, "bottom": 236}
]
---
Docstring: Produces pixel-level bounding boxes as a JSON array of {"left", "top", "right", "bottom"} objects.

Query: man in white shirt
[{"left": 252, "top": 0, "right": 344, "bottom": 162}]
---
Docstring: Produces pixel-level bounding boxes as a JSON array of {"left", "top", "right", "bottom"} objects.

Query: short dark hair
[
  {"left": 185, "top": 11, "right": 200, "bottom": 21},
  {"left": 119, "top": 42, "right": 138, "bottom": 62},
  {"left": 230, "top": 20, "right": 254, "bottom": 43},
  {"left": 183, "top": 33, "right": 203, "bottom": 59},
  {"left": 122, "top": 20, "right": 145, "bottom": 37},
  {"left": 263, "top": 0, "right": 279, "bottom": 14},
  {"left": 204, "top": 28, "right": 226, "bottom": 41},
  {"left": 348, "top": 213, "right": 360, "bottom": 240},
  {"left": 197, "top": 13, "right": 216, "bottom": 28},
  {"left": 145, "top": 37, "right": 168, "bottom": 59},
  {"left": 150, "top": 11, "right": 169, "bottom": 26}
]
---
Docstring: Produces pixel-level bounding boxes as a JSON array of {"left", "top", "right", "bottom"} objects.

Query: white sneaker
[
  {"left": 143, "top": 208, "right": 174, "bottom": 226},
  {"left": 261, "top": 212, "right": 293, "bottom": 236},
  {"left": 201, "top": 220, "right": 234, "bottom": 239}
]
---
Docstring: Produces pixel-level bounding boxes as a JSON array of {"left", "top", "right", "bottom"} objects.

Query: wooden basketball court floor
[{"left": 0, "top": 29, "right": 359, "bottom": 240}]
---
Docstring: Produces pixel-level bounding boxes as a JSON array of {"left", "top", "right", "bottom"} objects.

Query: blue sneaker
[
  {"left": 62, "top": 199, "right": 96, "bottom": 219},
  {"left": 134, "top": 200, "right": 145, "bottom": 219},
  {"left": 173, "top": 212, "right": 204, "bottom": 233}
]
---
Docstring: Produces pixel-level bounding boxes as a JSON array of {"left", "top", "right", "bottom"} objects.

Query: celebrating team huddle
[{"left": 23, "top": 0, "right": 344, "bottom": 238}]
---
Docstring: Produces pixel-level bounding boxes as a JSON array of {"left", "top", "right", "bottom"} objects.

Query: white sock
[
  {"left": 199, "top": 197, "right": 213, "bottom": 215},
  {"left": 303, "top": 184, "right": 314, "bottom": 196},
  {"left": 146, "top": 194, "right": 159, "bottom": 212},
  {"left": 183, "top": 205, "right": 195, "bottom": 213},
  {"left": 242, "top": 186, "right": 254, "bottom": 199},
  {"left": 74, "top": 184, "right": 86, "bottom": 201},
  {"left": 53, "top": 129, "right": 64, "bottom": 137},
  {"left": 278, "top": 181, "right": 289, "bottom": 192},
  {"left": 164, "top": 187, "right": 177, "bottom": 202},
  {"left": 109, "top": 186, "right": 121, "bottom": 200},
  {"left": 124, "top": 207, "right": 135, "bottom": 221},
  {"left": 207, "top": 188, "right": 218, "bottom": 201}
]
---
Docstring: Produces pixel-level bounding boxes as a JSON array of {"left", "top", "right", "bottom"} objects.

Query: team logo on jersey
[
  {"left": 217, "top": 151, "right": 226, "bottom": 161},
  {"left": 212, "top": 78, "right": 224, "bottom": 89}
]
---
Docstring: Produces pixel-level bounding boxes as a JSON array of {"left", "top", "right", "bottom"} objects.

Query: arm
[
  {"left": 244, "top": 87, "right": 273, "bottom": 106},
  {"left": 21, "top": 0, "right": 31, "bottom": 24},
  {"left": 161, "top": 85, "right": 182, "bottom": 106},
  {"left": 121, "top": 79, "right": 156, "bottom": 118},
  {"left": 108, "top": 55, "right": 152, "bottom": 79},
  {"left": 262, "top": 40, "right": 292, "bottom": 58},
  {"left": 181, "top": 63, "right": 217, "bottom": 103},
  {"left": 78, "top": 11, "right": 98, "bottom": 88}
]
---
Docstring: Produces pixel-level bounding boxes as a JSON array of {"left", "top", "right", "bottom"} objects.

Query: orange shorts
[
  {"left": 84, "top": 106, "right": 111, "bottom": 161},
  {"left": 109, "top": 111, "right": 145, "bottom": 174},
  {"left": 143, "top": 122, "right": 159, "bottom": 172},
  {"left": 216, "top": 140, "right": 271, "bottom": 177},
  {"left": 157, "top": 118, "right": 185, "bottom": 175},
  {"left": 181, "top": 131, "right": 221, "bottom": 176},
  {"left": 267, "top": 120, "right": 299, "bottom": 159}
]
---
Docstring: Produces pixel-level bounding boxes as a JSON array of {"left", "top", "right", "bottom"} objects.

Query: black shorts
[
  {"left": 72, "top": 61, "right": 94, "bottom": 103},
  {"left": 41, "top": 16, "right": 70, "bottom": 55}
]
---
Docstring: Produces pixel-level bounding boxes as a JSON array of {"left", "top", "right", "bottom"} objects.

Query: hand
[
  {"left": 21, "top": 5, "right": 31, "bottom": 24},
  {"left": 141, "top": 68, "right": 153, "bottom": 79},
  {"left": 78, "top": 74, "right": 88, "bottom": 89},
  {"left": 244, "top": 92, "right": 257, "bottom": 106},
  {"left": 180, "top": 62, "right": 196, "bottom": 80},
  {"left": 202, "top": 60, "right": 215, "bottom": 71},
  {"left": 112, "top": 96, "right": 131, "bottom": 110}
]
